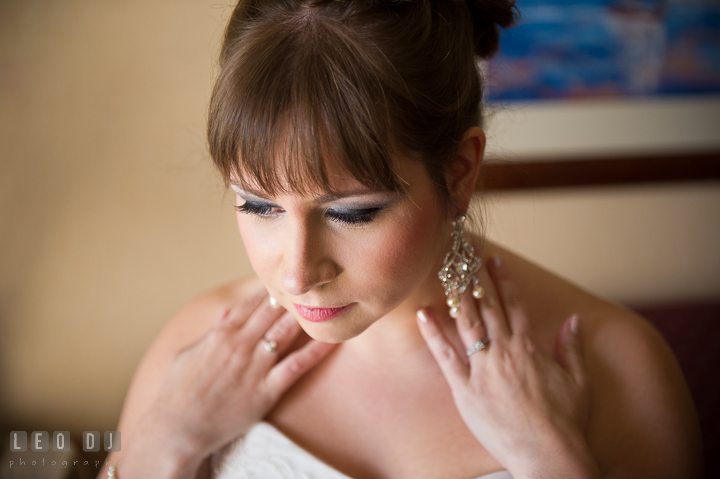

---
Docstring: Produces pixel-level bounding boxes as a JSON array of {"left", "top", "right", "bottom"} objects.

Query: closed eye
[
  {"left": 237, "top": 201, "right": 383, "bottom": 226},
  {"left": 235, "top": 201, "right": 283, "bottom": 217},
  {"left": 326, "top": 207, "right": 382, "bottom": 225}
]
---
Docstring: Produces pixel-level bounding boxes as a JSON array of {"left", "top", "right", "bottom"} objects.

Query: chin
[{"left": 297, "top": 319, "right": 370, "bottom": 344}]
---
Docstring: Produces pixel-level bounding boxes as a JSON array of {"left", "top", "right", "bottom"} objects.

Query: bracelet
[{"left": 108, "top": 464, "right": 119, "bottom": 478}]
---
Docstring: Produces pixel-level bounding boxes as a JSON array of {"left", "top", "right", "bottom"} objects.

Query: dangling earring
[{"left": 438, "top": 215, "right": 484, "bottom": 318}]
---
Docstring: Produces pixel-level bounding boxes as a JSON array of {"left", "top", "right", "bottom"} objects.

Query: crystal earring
[{"left": 437, "top": 215, "right": 484, "bottom": 318}]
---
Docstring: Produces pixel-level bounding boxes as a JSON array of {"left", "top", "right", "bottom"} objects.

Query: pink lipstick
[{"left": 293, "top": 303, "right": 353, "bottom": 322}]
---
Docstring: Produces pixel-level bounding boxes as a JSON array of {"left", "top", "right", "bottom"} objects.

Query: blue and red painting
[{"left": 486, "top": 0, "right": 720, "bottom": 101}]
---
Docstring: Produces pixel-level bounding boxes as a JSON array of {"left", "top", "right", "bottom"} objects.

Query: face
[{"left": 232, "top": 155, "right": 451, "bottom": 343}]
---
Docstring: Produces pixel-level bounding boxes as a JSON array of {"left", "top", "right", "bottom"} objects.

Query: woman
[{"left": 100, "top": 0, "right": 703, "bottom": 478}]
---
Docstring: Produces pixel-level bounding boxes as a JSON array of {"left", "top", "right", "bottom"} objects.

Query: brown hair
[{"left": 208, "top": 0, "right": 516, "bottom": 209}]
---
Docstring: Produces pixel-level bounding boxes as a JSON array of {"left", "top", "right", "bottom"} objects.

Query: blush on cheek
[
  {"left": 376, "top": 228, "right": 428, "bottom": 280},
  {"left": 355, "top": 205, "right": 443, "bottom": 300}
]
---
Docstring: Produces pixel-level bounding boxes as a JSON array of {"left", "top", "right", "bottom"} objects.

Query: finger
[
  {"left": 476, "top": 261, "right": 511, "bottom": 341},
  {"left": 252, "top": 312, "right": 302, "bottom": 361},
  {"left": 416, "top": 309, "right": 468, "bottom": 386},
  {"left": 264, "top": 312, "right": 302, "bottom": 352},
  {"left": 265, "top": 340, "right": 337, "bottom": 399},
  {"left": 214, "top": 307, "right": 231, "bottom": 325},
  {"left": 217, "top": 287, "right": 269, "bottom": 330},
  {"left": 488, "top": 254, "right": 533, "bottom": 336},
  {"left": 239, "top": 297, "right": 287, "bottom": 344},
  {"left": 554, "top": 314, "right": 587, "bottom": 386},
  {"left": 455, "top": 290, "right": 487, "bottom": 353},
  {"left": 178, "top": 307, "right": 232, "bottom": 355}
]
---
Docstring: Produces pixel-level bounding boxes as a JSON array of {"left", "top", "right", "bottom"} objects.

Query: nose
[{"left": 281, "top": 220, "right": 337, "bottom": 296}]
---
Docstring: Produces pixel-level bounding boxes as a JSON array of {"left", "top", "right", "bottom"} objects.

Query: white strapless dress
[{"left": 211, "top": 422, "right": 512, "bottom": 479}]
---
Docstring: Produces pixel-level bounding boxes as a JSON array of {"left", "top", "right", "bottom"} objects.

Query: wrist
[
  {"left": 117, "top": 442, "right": 205, "bottom": 479},
  {"left": 118, "top": 411, "right": 208, "bottom": 479},
  {"left": 509, "top": 425, "right": 601, "bottom": 479}
]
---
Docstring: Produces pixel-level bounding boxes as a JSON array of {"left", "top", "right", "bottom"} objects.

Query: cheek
[
  {"left": 347, "top": 201, "right": 445, "bottom": 302},
  {"left": 380, "top": 218, "right": 437, "bottom": 277},
  {"left": 236, "top": 215, "right": 278, "bottom": 282}
]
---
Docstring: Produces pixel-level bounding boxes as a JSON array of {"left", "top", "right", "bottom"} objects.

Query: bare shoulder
[
  {"left": 486, "top": 242, "right": 703, "bottom": 477},
  {"left": 583, "top": 305, "right": 703, "bottom": 478},
  {"left": 103, "top": 276, "right": 265, "bottom": 469}
]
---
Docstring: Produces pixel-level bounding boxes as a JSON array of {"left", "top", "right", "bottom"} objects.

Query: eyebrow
[{"left": 229, "top": 183, "right": 394, "bottom": 204}]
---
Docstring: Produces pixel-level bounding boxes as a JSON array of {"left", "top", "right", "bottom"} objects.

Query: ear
[{"left": 447, "top": 127, "right": 485, "bottom": 216}]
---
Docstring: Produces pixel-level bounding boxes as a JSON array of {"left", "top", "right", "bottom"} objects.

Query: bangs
[{"left": 208, "top": 9, "right": 407, "bottom": 197}]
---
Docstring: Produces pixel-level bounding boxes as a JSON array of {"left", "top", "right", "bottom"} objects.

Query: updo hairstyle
[{"left": 208, "top": 0, "right": 517, "bottom": 210}]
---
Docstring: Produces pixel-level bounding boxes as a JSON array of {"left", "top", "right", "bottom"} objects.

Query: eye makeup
[
  {"left": 230, "top": 184, "right": 397, "bottom": 226},
  {"left": 324, "top": 206, "right": 384, "bottom": 225},
  {"left": 235, "top": 201, "right": 281, "bottom": 218}
]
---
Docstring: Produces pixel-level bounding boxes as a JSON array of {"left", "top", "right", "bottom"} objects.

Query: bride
[{"left": 99, "top": 0, "right": 702, "bottom": 478}]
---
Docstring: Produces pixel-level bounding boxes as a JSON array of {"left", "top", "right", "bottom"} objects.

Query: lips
[{"left": 293, "top": 303, "right": 353, "bottom": 322}]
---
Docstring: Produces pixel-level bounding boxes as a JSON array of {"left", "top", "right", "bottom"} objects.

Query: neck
[
  {"left": 341, "top": 249, "right": 454, "bottom": 363},
  {"left": 340, "top": 233, "right": 490, "bottom": 363}
]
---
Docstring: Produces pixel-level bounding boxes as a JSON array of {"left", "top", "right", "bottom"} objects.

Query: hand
[
  {"left": 417, "top": 254, "right": 599, "bottom": 478},
  {"left": 123, "top": 289, "right": 336, "bottom": 478}
]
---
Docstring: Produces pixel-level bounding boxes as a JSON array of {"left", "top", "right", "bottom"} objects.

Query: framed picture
[{"left": 479, "top": 0, "right": 720, "bottom": 190}]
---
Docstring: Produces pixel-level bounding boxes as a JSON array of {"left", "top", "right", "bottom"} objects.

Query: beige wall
[
  {"left": 0, "top": 0, "right": 245, "bottom": 435},
  {"left": 484, "top": 96, "right": 720, "bottom": 159},
  {"left": 480, "top": 183, "right": 720, "bottom": 305},
  {"left": 1, "top": 1, "right": 719, "bottom": 437}
]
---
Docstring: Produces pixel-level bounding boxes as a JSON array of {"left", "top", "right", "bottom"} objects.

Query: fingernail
[
  {"left": 216, "top": 308, "right": 230, "bottom": 324},
  {"left": 269, "top": 296, "right": 281, "bottom": 309},
  {"left": 492, "top": 253, "right": 502, "bottom": 268},
  {"left": 417, "top": 310, "right": 428, "bottom": 323},
  {"left": 570, "top": 314, "right": 580, "bottom": 335}
]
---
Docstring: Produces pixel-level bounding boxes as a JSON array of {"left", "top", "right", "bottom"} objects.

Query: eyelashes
[
  {"left": 327, "top": 207, "right": 382, "bottom": 225},
  {"left": 235, "top": 201, "right": 383, "bottom": 226},
  {"left": 235, "top": 202, "right": 277, "bottom": 217}
]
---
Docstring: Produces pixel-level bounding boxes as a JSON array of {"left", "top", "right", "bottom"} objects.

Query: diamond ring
[{"left": 466, "top": 338, "right": 490, "bottom": 356}]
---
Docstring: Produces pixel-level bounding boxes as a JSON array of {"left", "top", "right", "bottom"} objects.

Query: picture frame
[{"left": 479, "top": 96, "right": 720, "bottom": 190}]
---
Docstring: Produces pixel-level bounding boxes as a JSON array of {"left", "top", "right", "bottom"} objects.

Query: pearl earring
[{"left": 438, "top": 215, "right": 484, "bottom": 318}]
